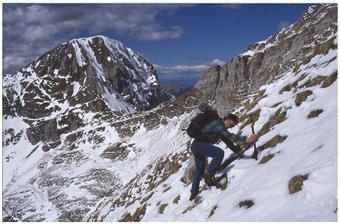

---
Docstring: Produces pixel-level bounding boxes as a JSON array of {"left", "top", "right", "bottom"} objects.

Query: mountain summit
[
  {"left": 3, "top": 35, "right": 171, "bottom": 150},
  {"left": 3, "top": 35, "right": 170, "bottom": 118}
]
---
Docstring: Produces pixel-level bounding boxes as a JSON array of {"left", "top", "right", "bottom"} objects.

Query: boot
[
  {"left": 203, "top": 173, "right": 216, "bottom": 186},
  {"left": 189, "top": 192, "right": 198, "bottom": 201}
]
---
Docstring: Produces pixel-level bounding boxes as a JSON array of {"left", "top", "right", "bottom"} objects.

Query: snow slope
[{"left": 90, "top": 38, "right": 337, "bottom": 222}]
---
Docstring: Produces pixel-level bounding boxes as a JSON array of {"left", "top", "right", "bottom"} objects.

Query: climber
[{"left": 189, "top": 113, "right": 257, "bottom": 201}]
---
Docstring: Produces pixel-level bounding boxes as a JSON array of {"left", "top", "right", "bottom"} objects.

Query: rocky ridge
[{"left": 195, "top": 4, "right": 337, "bottom": 116}]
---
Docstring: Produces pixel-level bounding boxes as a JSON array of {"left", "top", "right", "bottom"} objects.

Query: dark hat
[{"left": 223, "top": 113, "right": 239, "bottom": 123}]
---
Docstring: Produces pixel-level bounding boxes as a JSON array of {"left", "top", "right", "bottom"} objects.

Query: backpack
[{"left": 186, "top": 105, "right": 220, "bottom": 138}]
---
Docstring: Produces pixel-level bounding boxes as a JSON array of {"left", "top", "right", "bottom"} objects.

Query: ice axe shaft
[{"left": 218, "top": 146, "right": 250, "bottom": 172}]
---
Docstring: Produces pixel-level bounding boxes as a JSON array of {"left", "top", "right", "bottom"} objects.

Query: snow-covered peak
[
  {"left": 70, "top": 35, "right": 124, "bottom": 48},
  {"left": 3, "top": 35, "right": 170, "bottom": 118},
  {"left": 69, "top": 35, "right": 126, "bottom": 66},
  {"left": 67, "top": 35, "right": 163, "bottom": 113}
]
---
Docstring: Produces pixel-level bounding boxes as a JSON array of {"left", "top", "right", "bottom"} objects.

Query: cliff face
[{"left": 195, "top": 4, "right": 337, "bottom": 116}]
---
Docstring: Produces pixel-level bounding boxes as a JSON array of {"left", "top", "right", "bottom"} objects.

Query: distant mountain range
[{"left": 161, "top": 83, "right": 192, "bottom": 97}]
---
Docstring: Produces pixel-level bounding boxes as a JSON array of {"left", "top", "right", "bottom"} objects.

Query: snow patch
[{"left": 53, "top": 69, "right": 59, "bottom": 75}]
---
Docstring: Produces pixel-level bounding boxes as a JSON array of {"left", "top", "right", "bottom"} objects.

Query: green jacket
[{"left": 200, "top": 119, "right": 247, "bottom": 152}]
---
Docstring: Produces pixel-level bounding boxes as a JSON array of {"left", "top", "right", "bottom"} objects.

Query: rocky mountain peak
[
  {"left": 3, "top": 35, "right": 171, "bottom": 149},
  {"left": 3, "top": 35, "right": 170, "bottom": 119}
]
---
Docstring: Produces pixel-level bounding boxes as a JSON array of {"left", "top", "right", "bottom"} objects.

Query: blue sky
[{"left": 3, "top": 3, "right": 312, "bottom": 85}]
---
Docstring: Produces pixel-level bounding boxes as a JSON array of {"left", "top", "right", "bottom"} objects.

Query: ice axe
[
  {"left": 216, "top": 117, "right": 258, "bottom": 185},
  {"left": 218, "top": 116, "right": 259, "bottom": 170},
  {"left": 250, "top": 116, "right": 258, "bottom": 160}
]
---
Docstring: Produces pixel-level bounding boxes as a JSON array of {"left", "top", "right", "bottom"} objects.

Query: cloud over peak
[
  {"left": 155, "top": 58, "right": 225, "bottom": 74},
  {"left": 3, "top": 4, "right": 188, "bottom": 73}
]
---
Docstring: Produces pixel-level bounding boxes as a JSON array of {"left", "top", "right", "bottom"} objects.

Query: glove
[{"left": 246, "top": 134, "right": 257, "bottom": 143}]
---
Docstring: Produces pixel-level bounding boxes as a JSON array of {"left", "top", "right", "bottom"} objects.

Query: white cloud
[
  {"left": 3, "top": 56, "right": 31, "bottom": 74},
  {"left": 155, "top": 58, "right": 225, "bottom": 74},
  {"left": 155, "top": 64, "right": 208, "bottom": 74},
  {"left": 138, "top": 25, "right": 184, "bottom": 41},
  {"left": 222, "top": 4, "right": 242, "bottom": 10},
  {"left": 211, "top": 58, "right": 225, "bottom": 66},
  {"left": 3, "top": 4, "right": 189, "bottom": 73},
  {"left": 4, "top": 4, "right": 186, "bottom": 42}
]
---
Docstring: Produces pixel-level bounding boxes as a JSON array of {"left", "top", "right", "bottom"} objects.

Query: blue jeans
[{"left": 190, "top": 139, "right": 224, "bottom": 195}]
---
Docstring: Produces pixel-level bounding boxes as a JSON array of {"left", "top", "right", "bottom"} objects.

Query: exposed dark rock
[
  {"left": 259, "top": 153, "right": 275, "bottom": 164},
  {"left": 321, "top": 71, "right": 337, "bottom": 88},
  {"left": 42, "top": 140, "right": 61, "bottom": 152},
  {"left": 239, "top": 200, "right": 254, "bottom": 209},
  {"left": 300, "top": 76, "right": 326, "bottom": 89},
  {"left": 256, "top": 108, "right": 287, "bottom": 138},
  {"left": 158, "top": 204, "right": 168, "bottom": 214},
  {"left": 271, "top": 102, "right": 283, "bottom": 108},
  {"left": 119, "top": 203, "right": 147, "bottom": 222},
  {"left": 38, "top": 174, "right": 69, "bottom": 188},
  {"left": 160, "top": 117, "right": 168, "bottom": 125},
  {"left": 3, "top": 190, "right": 46, "bottom": 222},
  {"left": 140, "top": 192, "right": 154, "bottom": 204},
  {"left": 307, "top": 109, "right": 323, "bottom": 118},
  {"left": 26, "top": 119, "right": 60, "bottom": 145},
  {"left": 257, "top": 135, "right": 288, "bottom": 152},
  {"left": 163, "top": 186, "right": 171, "bottom": 193},
  {"left": 58, "top": 208, "right": 91, "bottom": 222},
  {"left": 101, "top": 142, "right": 135, "bottom": 161},
  {"left": 295, "top": 90, "right": 313, "bottom": 106},
  {"left": 3, "top": 129, "right": 23, "bottom": 146},
  {"left": 239, "top": 108, "right": 261, "bottom": 131},
  {"left": 288, "top": 174, "right": 309, "bottom": 194},
  {"left": 173, "top": 195, "right": 181, "bottom": 204},
  {"left": 52, "top": 151, "right": 88, "bottom": 165},
  {"left": 209, "top": 205, "right": 218, "bottom": 218},
  {"left": 3, "top": 215, "right": 19, "bottom": 222}
]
